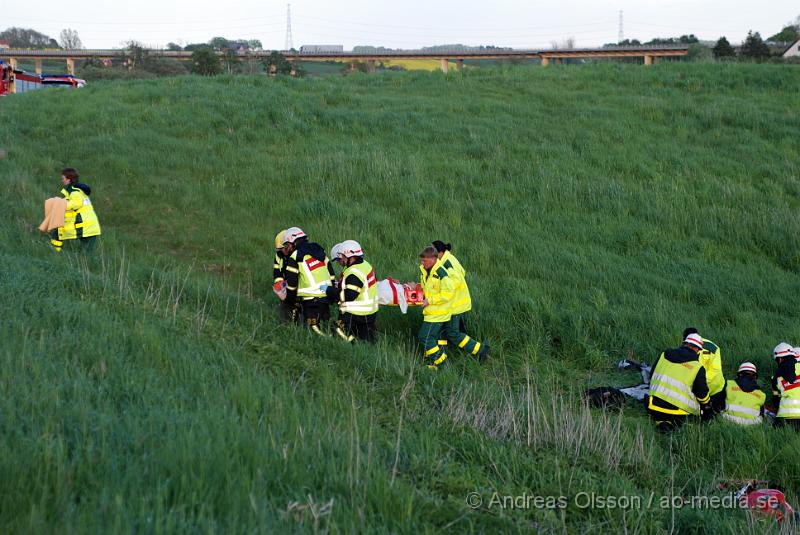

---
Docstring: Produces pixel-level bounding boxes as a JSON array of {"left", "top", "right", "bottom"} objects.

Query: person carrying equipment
[
  {"left": 721, "top": 362, "right": 766, "bottom": 426},
  {"left": 51, "top": 168, "right": 101, "bottom": 252},
  {"left": 418, "top": 245, "right": 453, "bottom": 369},
  {"left": 324, "top": 240, "right": 378, "bottom": 342},
  {"left": 281, "top": 227, "right": 336, "bottom": 336},
  {"left": 432, "top": 240, "right": 489, "bottom": 362},
  {"left": 272, "top": 229, "right": 300, "bottom": 322},
  {"left": 683, "top": 327, "right": 725, "bottom": 414},
  {"left": 647, "top": 332, "right": 712, "bottom": 432},
  {"left": 771, "top": 343, "right": 800, "bottom": 430}
]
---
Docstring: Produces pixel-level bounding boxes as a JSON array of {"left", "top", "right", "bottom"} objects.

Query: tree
[
  {"left": 59, "top": 28, "right": 82, "bottom": 49},
  {"left": 712, "top": 36, "right": 736, "bottom": 60},
  {"left": 687, "top": 43, "right": 712, "bottom": 62},
  {"left": 767, "top": 24, "right": 799, "bottom": 43},
  {"left": 191, "top": 47, "right": 221, "bottom": 75},
  {"left": 0, "top": 27, "right": 59, "bottom": 48},
  {"left": 221, "top": 47, "right": 241, "bottom": 74},
  {"left": 264, "top": 51, "right": 292, "bottom": 75},
  {"left": 122, "top": 40, "right": 148, "bottom": 70},
  {"left": 247, "top": 39, "right": 263, "bottom": 51},
  {"left": 209, "top": 37, "right": 230, "bottom": 51},
  {"left": 740, "top": 31, "right": 771, "bottom": 61},
  {"left": 166, "top": 42, "right": 182, "bottom": 51}
]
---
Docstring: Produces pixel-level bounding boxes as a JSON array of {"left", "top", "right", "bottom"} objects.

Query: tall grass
[{"left": 1, "top": 62, "right": 799, "bottom": 533}]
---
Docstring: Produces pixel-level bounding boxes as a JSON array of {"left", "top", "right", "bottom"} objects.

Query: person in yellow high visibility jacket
[
  {"left": 683, "top": 327, "right": 725, "bottom": 414},
  {"left": 324, "top": 240, "right": 378, "bottom": 343},
  {"left": 432, "top": 240, "right": 489, "bottom": 362},
  {"left": 647, "top": 332, "right": 712, "bottom": 432},
  {"left": 721, "top": 362, "right": 766, "bottom": 426},
  {"left": 281, "top": 226, "right": 336, "bottom": 336},
  {"left": 771, "top": 343, "right": 800, "bottom": 430},
  {"left": 50, "top": 168, "right": 101, "bottom": 252},
  {"left": 272, "top": 229, "right": 301, "bottom": 323},
  {"left": 418, "top": 245, "right": 454, "bottom": 369}
]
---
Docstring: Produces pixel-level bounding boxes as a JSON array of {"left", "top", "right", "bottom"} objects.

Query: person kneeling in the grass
[
  {"left": 647, "top": 332, "right": 712, "bottom": 432},
  {"left": 431, "top": 240, "right": 489, "bottom": 362},
  {"left": 418, "top": 245, "right": 453, "bottom": 369},
  {"left": 720, "top": 362, "right": 766, "bottom": 426},
  {"left": 771, "top": 343, "right": 800, "bottom": 430},
  {"left": 50, "top": 168, "right": 101, "bottom": 252}
]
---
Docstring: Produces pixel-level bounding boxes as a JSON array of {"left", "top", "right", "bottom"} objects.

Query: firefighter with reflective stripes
[
  {"left": 281, "top": 227, "right": 336, "bottom": 336},
  {"left": 324, "top": 240, "right": 378, "bottom": 343},
  {"left": 721, "top": 362, "right": 766, "bottom": 426},
  {"left": 418, "top": 245, "right": 453, "bottom": 369},
  {"left": 647, "top": 332, "right": 712, "bottom": 432},
  {"left": 50, "top": 168, "right": 101, "bottom": 252},
  {"left": 432, "top": 241, "right": 489, "bottom": 362},
  {"left": 771, "top": 343, "right": 800, "bottom": 430},
  {"left": 683, "top": 327, "right": 725, "bottom": 414},
  {"left": 272, "top": 229, "right": 300, "bottom": 322}
]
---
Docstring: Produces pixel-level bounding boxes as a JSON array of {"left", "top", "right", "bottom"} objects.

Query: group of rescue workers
[
  {"left": 647, "top": 329, "right": 800, "bottom": 432},
  {"left": 40, "top": 170, "right": 800, "bottom": 429},
  {"left": 271, "top": 227, "right": 489, "bottom": 369}
]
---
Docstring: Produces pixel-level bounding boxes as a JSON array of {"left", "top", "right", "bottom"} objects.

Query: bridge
[{"left": 0, "top": 45, "right": 689, "bottom": 75}]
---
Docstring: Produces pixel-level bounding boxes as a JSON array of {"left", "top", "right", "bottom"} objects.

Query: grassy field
[{"left": 1, "top": 63, "right": 800, "bottom": 533}]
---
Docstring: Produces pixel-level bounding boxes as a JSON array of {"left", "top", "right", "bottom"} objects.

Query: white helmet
[
  {"left": 330, "top": 242, "right": 344, "bottom": 261},
  {"left": 283, "top": 226, "right": 306, "bottom": 244},
  {"left": 773, "top": 342, "right": 794, "bottom": 360},
  {"left": 340, "top": 240, "right": 364, "bottom": 258}
]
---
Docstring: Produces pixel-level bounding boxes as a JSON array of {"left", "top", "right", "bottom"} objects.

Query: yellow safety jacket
[
  {"left": 58, "top": 185, "right": 101, "bottom": 240},
  {"left": 419, "top": 258, "right": 453, "bottom": 323},
  {"left": 440, "top": 250, "right": 472, "bottom": 315},
  {"left": 776, "top": 362, "right": 800, "bottom": 420},
  {"left": 648, "top": 355, "right": 704, "bottom": 416},
  {"left": 721, "top": 380, "right": 765, "bottom": 426},
  {"left": 699, "top": 338, "right": 724, "bottom": 396},
  {"left": 273, "top": 253, "right": 285, "bottom": 283},
  {"left": 291, "top": 251, "right": 332, "bottom": 300},
  {"left": 339, "top": 260, "right": 379, "bottom": 316}
]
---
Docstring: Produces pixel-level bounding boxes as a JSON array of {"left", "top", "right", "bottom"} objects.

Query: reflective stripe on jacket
[{"left": 648, "top": 355, "right": 704, "bottom": 416}]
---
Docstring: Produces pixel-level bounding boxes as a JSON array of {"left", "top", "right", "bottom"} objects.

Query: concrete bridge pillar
[
  {"left": 643, "top": 55, "right": 653, "bottom": 65},
  {"left": 35, "top": 59, "right": 42, "bottom": 74},
  {"left": 541, "top": 56, "right": 549, "bottom": 67},
  {"left": 66, "top": 58, "right": 75, "bottom": 75},
  {"left": 9, "top": 58, "right": 17, "bottom": 70},
  {"left": 456, "top": 59, "right": 464, "bottom": 71},
  {"left": 440, "top": 58, "right": 449, "bottom": 73}
]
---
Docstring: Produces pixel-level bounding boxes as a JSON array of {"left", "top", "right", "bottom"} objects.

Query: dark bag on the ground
[{"left": 583, "top": 387, "right": 626, "bottom": 409}]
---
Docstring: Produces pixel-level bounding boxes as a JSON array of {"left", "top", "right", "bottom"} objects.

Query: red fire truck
[{"left": 1, "top": 60, "right": 86, "bottom": 95}]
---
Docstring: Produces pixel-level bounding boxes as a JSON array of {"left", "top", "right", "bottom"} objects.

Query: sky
[{"left": 3, "top": 0, "right": 799, "bottom": 50}]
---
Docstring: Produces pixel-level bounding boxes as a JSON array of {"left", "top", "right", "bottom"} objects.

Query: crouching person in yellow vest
[
  {"left": 281, "top": 227, "right": 336, "bottom": 336},
  {"left": 50, "top": 168, "right": 101, "bottom": 253},
  {"left": 721, "top": 362, "right": 766, "bottom": 426},
  {"left": 771, "top": 343, "right": 800, "bottom": 430},
  {"left": 432, "top": 240, "right": 489, "bottom": 363},
  {"left": 418, "top": 245, "right": 453, "bottom": 370},
  {"left": 647, "top": 332, "right": 712, "bottom": 432},
  {"left": 324, "top": 240, "right": 378, "bottom": 343},
  {"left": 683, "top": 327, "right": 725, "bottom": 414}
]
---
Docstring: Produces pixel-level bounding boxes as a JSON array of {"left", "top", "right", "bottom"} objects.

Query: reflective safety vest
[
  {"left": 419, "top": 258, "right": 453, "bottom": 323},
  {"left": 721, "top": 380, "right": 765, "bottom": 426},
  {"left": 273, "top": 253, "right": 285, "bottom": 283},
  {"left": 776, "top": 362, "right": 800, "bottom": 420},
  {"left": 648, "top": 354, "right": 703, "bottom": 416},
  {"left": 58, "top": 185, "right": 101, "bottom": 240},
  {"left": 699, "top": 338, "right": 724, "bottom": 396},
  {"left": 339, "top": 260, "right": 379, "bottom": 316},
  {"left": 441, "top": 251, "right": 472, "bottom": 315},
  {"left": 293, "top": 251, "right": 331, "bottom": 299}
]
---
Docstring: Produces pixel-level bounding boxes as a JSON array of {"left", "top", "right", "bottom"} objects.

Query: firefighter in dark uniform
[
  {"left": 281, "top": 227, "right": 336, "bottom": 336},
  {"left": 647, "top": 332, "right": 712, "bottom": 432},
  {"left": 324, "top": 240, "right": 378, "bottom": 342}
]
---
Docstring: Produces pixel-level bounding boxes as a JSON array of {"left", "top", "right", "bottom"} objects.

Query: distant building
[
  {"left": 0, "top": 40, "right": 10, "bottom": 49},
  {"left": 300, "top": 45, "right": 344, "bottom": 53},
  {"left": 784, "top": 38, "right": 800, "bottom": 58}
]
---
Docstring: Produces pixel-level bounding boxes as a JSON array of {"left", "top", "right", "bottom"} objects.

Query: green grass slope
[{"left": 1, "top": 63, "right": 799, "bottom": 533}]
